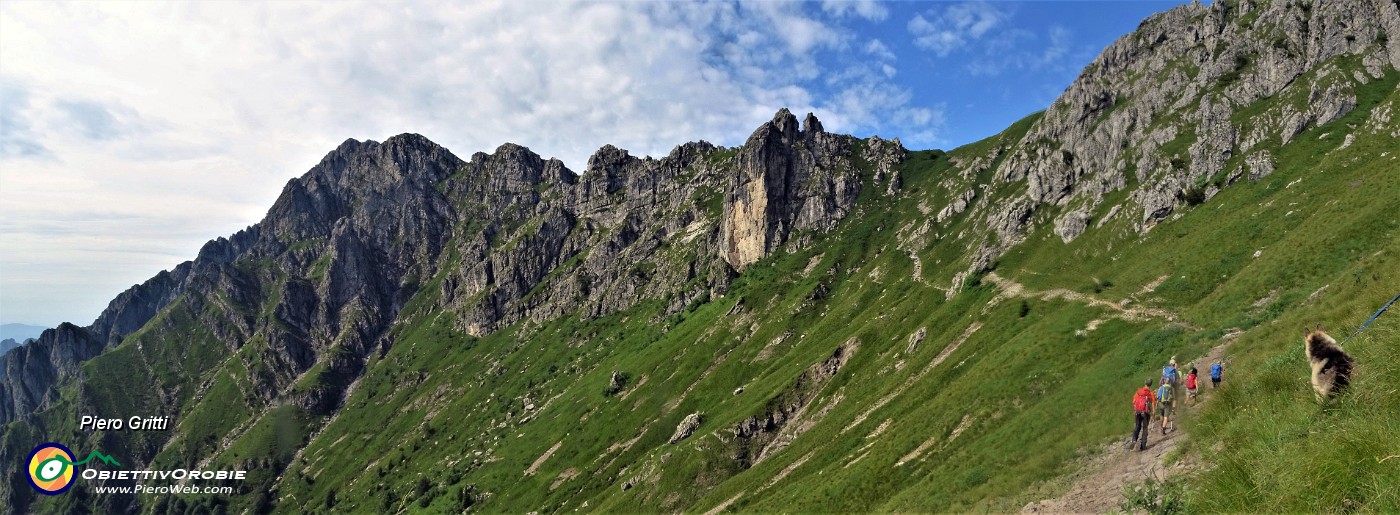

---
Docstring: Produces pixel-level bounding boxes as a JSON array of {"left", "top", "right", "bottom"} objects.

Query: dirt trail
[
  {"left": 984, "top": 272, "right": 1185, "bottom": 325},
  {"left": 1022, "top": 342, "right": 1230, "bottom": 514}
]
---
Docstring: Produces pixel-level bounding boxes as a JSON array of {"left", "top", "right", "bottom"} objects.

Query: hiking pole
[{"left": 1339, "top": 291, "right": 1400, "bottom": 346}]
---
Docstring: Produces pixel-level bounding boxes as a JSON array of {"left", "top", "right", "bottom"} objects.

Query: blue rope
[{"left": 1340, "top": 291, "right": 1400, "bottom": 346}]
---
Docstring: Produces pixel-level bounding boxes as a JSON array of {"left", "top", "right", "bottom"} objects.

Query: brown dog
[{"left": 1304, "top": 325, "right": 1354, "bottom": 400}]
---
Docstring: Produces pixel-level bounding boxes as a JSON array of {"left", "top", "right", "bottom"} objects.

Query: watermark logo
[{"left": 26, "top": 443, "right": 120, "bottom": 495}]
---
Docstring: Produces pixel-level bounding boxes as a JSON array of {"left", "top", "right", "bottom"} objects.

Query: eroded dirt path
[
  {"left": 984, "top": 272, "right": 1186, "bottom": 325},
  {"left": 1021, "top": 342, "right": 1229, "bottom": 513}
]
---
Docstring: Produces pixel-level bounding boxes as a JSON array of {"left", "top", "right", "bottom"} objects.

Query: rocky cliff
[
  {"left": 0, "top": 324, "right": 102, "bottom": 422},
  {"left": 927, "top": 0, "right": 1399, "bottom": 288}
]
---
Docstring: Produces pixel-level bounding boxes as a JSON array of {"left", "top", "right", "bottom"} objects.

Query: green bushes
[{"left": 1121, "top": 476, "right": 1190, "bottom": 515}]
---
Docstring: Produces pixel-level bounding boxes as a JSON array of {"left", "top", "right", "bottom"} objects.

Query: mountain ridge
[
  {"left": 0, "top": 102, "right": 906, "bottom": 511},
  {"left": 0, "top": 323, "right": 47, "bottom": 343}
]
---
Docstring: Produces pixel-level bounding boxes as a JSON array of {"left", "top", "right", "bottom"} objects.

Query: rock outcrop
[
  {"left": 720, "top": 109, "right": 903, "bottom": 269},
  {"left": 732, "top": 339, "right": 856, "bottom": 468},
  {"left": 0, "top": 324, "right": 103, "bottom": 422},
  {"left": 938, "top": 0, "right": 1399, "bottom": 280},
  {"left": 669, "top": 412, "right": 703, "bottom": 444}
]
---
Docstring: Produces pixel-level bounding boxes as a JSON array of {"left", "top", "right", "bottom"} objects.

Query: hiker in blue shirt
[
  {"left": 1210, "top": 360, "right": 1224, "bottom": 388},
  {"left": 1162, "top": 358, "right": 1181, "bottom": 396}
]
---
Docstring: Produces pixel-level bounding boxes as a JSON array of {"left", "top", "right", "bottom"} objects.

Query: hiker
[
  {"left": 1162, "top": 358, "right": 1180, "bottom": 390},
  {"left": 1186, "top": 367, "right": 1199, "bottom": 406},
  {"left": 1210, "top": 360, "right": 1224, "bottom": 388},
  {"left": 1156, "top": 379, "right": 1175, "bottom": 433},
  {"left": 1131, "top": 379, "right": 1155, "bottom": 451}
]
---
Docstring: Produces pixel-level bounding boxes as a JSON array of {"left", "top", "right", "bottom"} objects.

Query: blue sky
[
  {"left": 799, "top": 1, "right": 1185, "bottom": 144},
  {"left": 0, "top": 0, "right": 1182, "bottom": 328}
]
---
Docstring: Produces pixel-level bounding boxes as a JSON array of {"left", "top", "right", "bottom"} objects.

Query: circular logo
[{"left": 27, "top": 442, "right": 76, "bottom": 495}]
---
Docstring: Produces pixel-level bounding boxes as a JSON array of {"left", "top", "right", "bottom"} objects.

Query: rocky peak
[
  {"left": 584, "top": 144, "right": 637, "bottom": 194},
  {"left": 378, "top": 133, "right": 461, "bottom": 183},
  {"left": 720, "top": 109, "right": 866, "bottom": 269},
  {"left": 666, "top": 140, "right": 719, "bottom": 163},
  {"left": 88, "top": 265, "right": 193, "bottom": 345},
  {"left": 0, "top": 339, "right": 20, "bottom": 358},
  {"left": 586, "top": 144, "right": 634, "bottom": 174},
  {"left": 195, "top": 226, "right": 260, "bottom": 264},
  {"left": 308, "top": 134, "right": 463, "bottom": 193},
  {"left": 465, "top": 142, "right": 573, "bottom": 193},
  {"left": 802, "top": 112, "right": 824, "bottom": 134},
  {"left": 0, "top": 322, "right": 104, "bottom": 422},
  {"left": 771, "top": 108, "right": 800, "bottom": 141},
  {"left": 262, "top": 134, "right": 463, "bottom": 245},
  {"left": 0, "top": 136, "right": 513, "bottom": 427}
]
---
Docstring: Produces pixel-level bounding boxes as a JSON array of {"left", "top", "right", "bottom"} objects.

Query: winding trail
[
  {"left": 984, "top": 272, "right": 1185, "bottom": 325},
  {"left": 1021, "top": 342, "right": 1230, "bottom": 513},
  {"left": 976, "top": 271, "right": 1217, "bottom": 513}
]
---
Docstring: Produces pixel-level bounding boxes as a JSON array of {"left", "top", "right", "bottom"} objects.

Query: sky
[{"left": 0, "top": 0, "right": 1181, "bottom": 328}]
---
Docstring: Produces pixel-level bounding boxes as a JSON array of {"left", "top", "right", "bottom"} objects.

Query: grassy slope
[
  {"left": 264, "top": 62, "right": 1398, "bottom": 513},
  {"left": 267, "top": 60, "right": 1397, "bottom": 512},
  {"left": 1179, "top": 69, "right": 1400, "bottom": 511},
  {"left": 8, "top": 55, "right": 1394, "bottom": 515}
]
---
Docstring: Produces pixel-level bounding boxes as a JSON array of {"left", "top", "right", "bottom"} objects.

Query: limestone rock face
[
  {"left": 669, "top": 412, "right": 703, "bottom": 444},
  {"left": 937, "top": 189, "right": 976, "bottom": 223},
  {"left": 864, "top": 135, "right": 909, "bottom": 195},
  {"left": 1246, "top": 151, "right": 1276, "bottom": 181},
  {"left": 935, "top": 0, "right": 1399, "bottom": 285},
  {"left": 1054, "top": 208, "right": 1092, "bottom": 243},
  {"left": 87, "top": 265, "right": 192, "bottom": 346},
  {"left": 720, "top": 109, "right": 901, "bottom": 269}
]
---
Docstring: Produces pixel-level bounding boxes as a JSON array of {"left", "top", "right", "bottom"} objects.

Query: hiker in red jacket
[
  {"left": 1131, "top": 379, "right": 1155, "bottom": 451},
  {"left": 1186, "top": 367, "right": 1199, "bottom": 406}
]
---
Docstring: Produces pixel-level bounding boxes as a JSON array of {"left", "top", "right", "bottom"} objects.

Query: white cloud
[
  {"left": 965, "top": 25, "right": 1080, "bottom": 78},
  {"left": 821, "top": 0, "right": 889, "bottom": 22},
  {"left": 0, "top": 81, "right": 50, "bottom": 158},
  {"left": 864, "top": 39, "right": 897, "bottom": 61},
  {"left": 0, "top": 0, "right": 942, "bottom": 326},
  {"left": 908, "top": 1, "right": 1007, "bottom": 57}
]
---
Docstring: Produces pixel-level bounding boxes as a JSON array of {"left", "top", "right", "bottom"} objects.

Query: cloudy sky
[{"left": 0, "top": 0, "right": 1178, "bottom": 328}]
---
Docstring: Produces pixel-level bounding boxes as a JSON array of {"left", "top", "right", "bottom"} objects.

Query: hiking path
[{"left": 1021, "top": 342, "right": 1229, "bottom": 513}]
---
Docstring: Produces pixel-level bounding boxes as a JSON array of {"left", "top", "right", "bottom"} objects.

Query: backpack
[
  {"left": 1157, "top": 385, "right": 1172, "bottom": 403},
  {"left": 1133, "top": 387, "right": 1152, "bottom": 412},
  {"left": 1211, "top": 363, "right": 1223, "bottom": 379},
  {"left": 1187, "top": 373, "right": 1197, "bottom": 389},
  {"left": 1162, "top": 365, "right": 1178, "bottom": 385}
]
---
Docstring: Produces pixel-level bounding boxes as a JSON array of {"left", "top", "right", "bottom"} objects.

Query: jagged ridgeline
[{"left": 4, "top": 0, "right": 1400, "bottom": 512}]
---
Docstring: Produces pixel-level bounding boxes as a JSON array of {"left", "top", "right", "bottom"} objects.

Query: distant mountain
[
  {"left": 0, "top": 323, "right": 46, "bottom": 342},
  {"left": 0, "top": 339, "right": 22, "bottom": 357}
]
